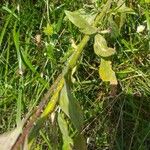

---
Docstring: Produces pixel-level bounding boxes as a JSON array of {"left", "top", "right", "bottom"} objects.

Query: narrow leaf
[
  {"left": 99, "top": 58, "right": 117, "bottom": 85},
  {"left": 59, "top": 80, "right": 83, "bottom": 130},
  {"left": 58, "top": 113, "right": 73, "bottom": 150},
  {"left": 74, "top": 133, "right": 87, "bottom": 150},
  {"left": 20, "top": 50, "right": 36, "bottom": 73},
  {"left": 0, "top": 14, "right": 12, "bottom": 46},
  {"left": 94, "top": 34, "right": 116, "bottom": 57},
  {"left": 108, "top": 16, "right": 120, "bottom": 38},
  {"left": 117, "top": 5, "right": 135, "bottom": 14}
]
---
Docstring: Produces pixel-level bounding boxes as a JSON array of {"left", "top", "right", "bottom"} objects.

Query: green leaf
[
  {"left": 108, "top": 16, "right": 120, "bottom": 38},
  {"left": 65, "top": 10, "right": 97, "bottom": 35},
  {"left": 13, "top": 23, "right": 21, "bottom": 69},
  {"left": 59, "top": 80, "right": 83, "bottom": 130},
  {"left": 80, "top": 26, "right": 98, "bottom": 35},
  {"left": 0, "top": 13, "right": 12, "bottom": 46},
  {"left": 94, "top": 34, "right": 116, "bottom": 57},
  {"left": 46, "top": 43, "right": 56, "bottom": 64},
  {"left": 99, "top": 58, "right": 117, "bottom": 85},
  {"left": 116, "top": 3, "right": 135, "bottom": 14},
  {"left": 75, "top": 9, "right": 97, "bottom": 25},
  {"left": 117, "top": 6, "right": 134, "bottom": 13},
  {"left": 43, "top": 24, "right": 53, "bottom": 36},
  {"left": 58, "top": 113, "right": 73, "bottom": 150},
  {"left": 145, "top": 0, "right": 150, "bottom": 3},
  {"left": 74, "top": 133, "right": 87, "bottom": 150},
  {"left": 20, "top": 50, "right": 36, "bottom": 73},
  {"left": 65, "top": 10, "right": 89, "bottom": 29}
]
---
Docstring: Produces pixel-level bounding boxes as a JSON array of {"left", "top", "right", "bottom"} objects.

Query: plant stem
[{"left": 12, "top": 1, "right": 113, "bottom": 149}]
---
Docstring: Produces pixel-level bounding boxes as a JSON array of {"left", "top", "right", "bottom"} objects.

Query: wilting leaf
[
  {"left": 58, "top": 113, "right": 73, "bottom": 150},
  {"left": 65, "top": 10, "right": 97, "bottom": 35},
  {"left": 59, "top": 80, "right": 83, "bottom": 130},
  {"left": 99, "top": 58, "right": 117, "bottom": 85},
  {"left": 94, "top": 34, "right": 116, "bottom": 57},
  {"left": 0, "top": 124, "right": 23, "bottom": 150}
]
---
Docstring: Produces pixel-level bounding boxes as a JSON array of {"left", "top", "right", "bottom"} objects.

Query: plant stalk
[{"left": 12, "top": 0, "right": 113, "bottom": 149}]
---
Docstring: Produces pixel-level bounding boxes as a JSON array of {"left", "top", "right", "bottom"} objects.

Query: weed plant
[{"left": 0, "top": 0, "right": 150, "bottom": 150}]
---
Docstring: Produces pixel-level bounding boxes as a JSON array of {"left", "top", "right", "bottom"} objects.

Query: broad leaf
[
  {"left": 94, "top": 34, "right": 116, "bottom": 57},
  {"left": 65, "top": 10, "right": 89, "bottom": 29},
  {"left": 80, "top": 26, "right": 98, "bottom": 35},
  {"left": 58, "top": 113, "right": 73, "bottom": 150},
  {"left": 65, "top": 10, "right": 97, "bottom": 35},
  {"left": 99, "top": 58, "right": 117, "bottom": 85},
  {"left": 59, "top": 80, "right": 83, "bottom": 130},
  {"left": 75, "top": 9, "right": 98, "bottom": 34},
  {"left": 74, "top": 9, "right": 97, "bottom": 25}
]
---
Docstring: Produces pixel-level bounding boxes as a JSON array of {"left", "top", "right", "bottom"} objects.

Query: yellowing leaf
[
  {"left": 99, "top": 58, "right": 117, "bottom": 85},
  {"left": 145, "top": 0, "right": 150, "bottom": 3},
  {"left": 94, "top": 34, "right": 116, "bottom": 57},
  {"left": 43, "top": 24, "right": 53, "bottom": 36}
]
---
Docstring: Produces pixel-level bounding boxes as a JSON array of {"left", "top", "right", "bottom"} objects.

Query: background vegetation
[{"left": 0, "top": 0, "right": 150, "bottom": 149}]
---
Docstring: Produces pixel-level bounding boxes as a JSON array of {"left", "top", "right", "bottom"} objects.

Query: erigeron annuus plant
[{"left": 0, "top": 0, "right": 135, "bottom": 149}]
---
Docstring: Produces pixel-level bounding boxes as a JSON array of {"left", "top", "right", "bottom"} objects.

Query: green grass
[{"left": 0, "top": 0, "right": 150, "bottom": 150}]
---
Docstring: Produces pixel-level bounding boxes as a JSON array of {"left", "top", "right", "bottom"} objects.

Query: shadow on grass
[
  {"left": 81, "top": 85, "right": 150, "bottom": 150},
  {"left": 90, "top": 93, "right": 150, "bottom": 150}
]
